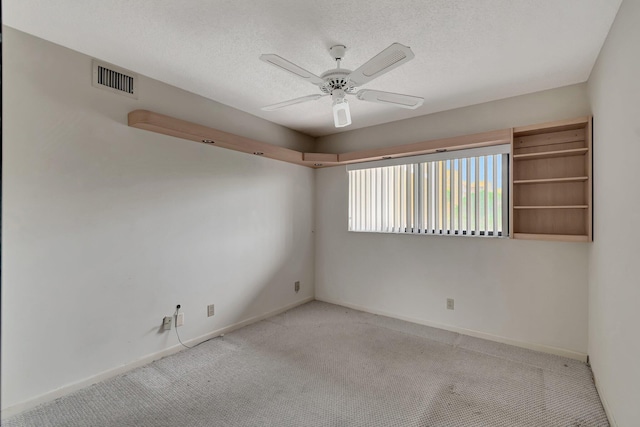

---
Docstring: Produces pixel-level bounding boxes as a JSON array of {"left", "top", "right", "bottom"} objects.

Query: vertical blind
[{"left": 348, "top": 146, "right": 509, "bottom": 237}]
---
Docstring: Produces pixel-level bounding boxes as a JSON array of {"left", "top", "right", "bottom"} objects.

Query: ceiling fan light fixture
[
  {"left": 332, "top": 89, "right": 351, "bottom": 128},
  {"left": 332, "top": 98, "right": 351, "bottom": 128}
]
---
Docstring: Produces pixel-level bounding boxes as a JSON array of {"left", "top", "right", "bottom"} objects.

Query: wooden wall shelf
[{"left": 127, "top": 110, "right": 510, "bottom": 168}]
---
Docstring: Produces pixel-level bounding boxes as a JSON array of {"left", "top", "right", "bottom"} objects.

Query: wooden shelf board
[
  {"left": 514, "top": 205, "right": 588, "bottom": 209},
  {"left": 513, "top": 129, "right": 585, "bottom": 150},
  {"left": 514, "top": 176, "right": 588, "bottom": 185},
  {"left": 513, "top": 233, "right": 590, "bottom": 242},
  {"left": 513, "top": 148, "right": 588, "bottom": 160},
  {"left": 513, "top": 116, "right": 590, "bottom": 136}
]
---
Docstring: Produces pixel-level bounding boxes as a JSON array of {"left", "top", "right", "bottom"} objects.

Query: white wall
[
  {"left": 587, "top": 0, "right": 640, "bottom": 424},
  {"left": 1, "top": 27, "right": 315, "bottom": 412},
  {"left": 315, "top": 85, "right": 591, "bottom": 357}
]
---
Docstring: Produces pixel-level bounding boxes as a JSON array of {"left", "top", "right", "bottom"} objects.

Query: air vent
[{"left": 92, "top": 60, "right": 138, "bottom": 99}]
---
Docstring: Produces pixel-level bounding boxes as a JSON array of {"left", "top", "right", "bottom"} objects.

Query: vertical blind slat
[
  {"left": 360, "top": 170, "right": 365, "bottom": 231},
  {"left": 351, "top": 172, "right": 355, "bottom": 230},
  {"left": 412, "top": 166, "right": 416, "bottom": 233},
  {"left": 366, "top": 169, "right": 371, "bottom": 231},
  {"left": 441, "top": 161, "right": 445, "bottom": 234},
  {"left": 491, "top": 155, "right": 499, "bottom": 236},
  {"left": 423, "top": 165, "right": 427, "bottom": 233},
  {"left": 382, "top": 168, "right": 387, "bottom": 232},
  {"left": 350, "top": 172, "right": 355, "bottom": 230},
  {"left": 467, "top": 159, "right": 473, "bottom": 235},
  {"left": 416, "top": 164, "right": 420, "bottom": 233},
  {"left": 429, "top": 163, "right": 434, "bottom": 234},
  {"left": 502, "top": 154, "right": 509, "bottom": 236},
  {"left": 475, "top": 157, "right": 480, "bottom": 235},
  {"left": 387, "top": 167, "right": 392, "bottom": 232},
  {"left": 394, "top": 167, "right": 398, "bottom": 232},
  {"left": 372, "top": 169, "right": 377, "bottom": 231},
  {"left": 448, "top": 160, "right": 453, "bottom": 234},
  {"left": 484, "top": 156, "right": 489, "bottom": 234},
  {"left": 458, "top": 159, "right": 463, "bottom": 234}
]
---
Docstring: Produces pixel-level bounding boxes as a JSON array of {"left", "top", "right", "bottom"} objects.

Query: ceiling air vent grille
[{"left": 92, "top": 60, "right": 138, "bottom": 99}]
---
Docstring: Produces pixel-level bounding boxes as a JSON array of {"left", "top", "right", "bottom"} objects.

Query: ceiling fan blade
[
  {"left": 348, "top": 43, "right": 415, "bottom": 86},
  {"left": 356, "top": 89, "right": 424, "bottom": 109},
  {"left": 260, "top": 54, "right": 325, "bottom": 86},
  {"left": 261, "top": 94, "right": 326, "bottom": 111}
]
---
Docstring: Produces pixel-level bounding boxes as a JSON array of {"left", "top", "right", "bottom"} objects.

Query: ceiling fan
[{"left": 259, "top": 43, "right": 424, "bottom": 128}]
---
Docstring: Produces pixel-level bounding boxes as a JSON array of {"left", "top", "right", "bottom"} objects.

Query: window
[{"left": 348, "top": 145, "right": 510, "bottom": 237}]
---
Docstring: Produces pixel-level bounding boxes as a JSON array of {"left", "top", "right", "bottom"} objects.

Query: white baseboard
[
  {"left": 591, "top": 365, "right": 617, "bottom": 426},
  {"left": 1, "top": 296, "right": 314, "bottom": 419},
  {"left": 315, "top": 296, "right": 588, "bottom": 362}
]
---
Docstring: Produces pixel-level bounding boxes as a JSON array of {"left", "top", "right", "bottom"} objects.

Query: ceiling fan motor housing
[{"left": 319, "top": 69, "right": 356, "bottom": 94}]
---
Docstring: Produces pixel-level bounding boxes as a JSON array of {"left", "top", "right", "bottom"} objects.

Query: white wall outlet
[
  {"left": 447, "top": 298, "right": 455, "bottom": 310},
  {"left": 176, "top": 313, "right": 184, "bottom": 327},
  {"left": 295, "top": 281, "right": 300, "bottom": 293},
  {"left": 207, "top": 304, "right": 215, "bottom": 317},
  {"left": 163, "top": 316, "right": 172, "bottom": 330}
]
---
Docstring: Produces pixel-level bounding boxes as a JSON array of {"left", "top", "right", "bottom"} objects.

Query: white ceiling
[{"left": 5, "top": 0, "right": 622, "bottom": 137}]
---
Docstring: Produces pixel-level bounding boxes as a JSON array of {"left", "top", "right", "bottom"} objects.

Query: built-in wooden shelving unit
[
  {"left": 128, "top": 110, "right": 593, "bottom": 243},
  {"left": 511, "top": 116, "right": 592, "bottom": 242}
]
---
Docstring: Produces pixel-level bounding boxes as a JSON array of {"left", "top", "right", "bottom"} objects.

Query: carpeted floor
[{"left": 3, "top": 301, "right": 608, "bottom": 426}]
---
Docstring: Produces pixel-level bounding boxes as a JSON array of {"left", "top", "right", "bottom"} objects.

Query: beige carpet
[{"left": 4, "top": 301, "right": 608, "bottom": 426}]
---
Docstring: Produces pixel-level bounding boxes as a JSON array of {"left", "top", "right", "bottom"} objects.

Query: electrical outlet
[
  {"left": 447, "top": 298, "right": 455, "bottom": 310},
  {"left": 294, "top": 281, "right": 300, "bottom": 293},
  {"left": 176, "top": 313, "right": 184, "bottom": 327},
  {"left": 163, "top": 316, "right": 172, "bottom": 330},
  {"left": 207, "top": 304, "right": 215, "bottom": 317}
]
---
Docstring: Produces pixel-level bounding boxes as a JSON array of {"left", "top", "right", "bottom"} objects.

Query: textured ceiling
[{"left": 5, "top": 0, "right": 622, "bottom": 137}]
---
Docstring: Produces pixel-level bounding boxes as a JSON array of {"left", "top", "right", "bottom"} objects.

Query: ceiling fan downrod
[{"left": 329, "top": 44, "right": 347, "bottom": 69}]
